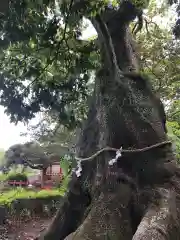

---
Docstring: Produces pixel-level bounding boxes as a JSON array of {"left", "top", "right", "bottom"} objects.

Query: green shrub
[
  {"left": 6, "top": 173, "right": 28, "bottom": 186},
  {"left": 0, "top": 170, "right": 37, "bottom": 183},
  {"left": 0, "top": 188, "right": 65, "bottom": 206}
]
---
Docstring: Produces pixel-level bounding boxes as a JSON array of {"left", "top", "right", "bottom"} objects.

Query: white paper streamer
[
  {"left": 75, "top": 160, "right": 82, "bottom": 177},
  {"left": 108, "top": 147, "right": 122, "bottom": 165},
  {"left": 75, "top": 147, "right": 123, "bottom": 177}
]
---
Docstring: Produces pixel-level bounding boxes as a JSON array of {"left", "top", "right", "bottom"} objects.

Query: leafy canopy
[
  {"left": 1, "top": 0, "right": 180, "bottom": 158},
  {"left": 0, "top": 0, "right": 157, "bottom": 125},
  {"left": 0, "top": 0, "right": 102, "bottom": 127}
]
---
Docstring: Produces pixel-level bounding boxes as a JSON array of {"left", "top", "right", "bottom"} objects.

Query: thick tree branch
[
  {"left": 91, "top": 1, "right": 141, "bottom": 75},
  {"left": 23, "top": 157, "right": 45, "bottom": 170},
  {"left": 132, "top": 11, "right": 143, "bottom": 35},
  {"left": 92, "top": 15, "right": 120, "bottom": 74}
]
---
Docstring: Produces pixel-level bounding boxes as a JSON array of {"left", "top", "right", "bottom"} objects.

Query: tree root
[
  {"left": 36, "top": 185, "right": 180, "bottom": 240},
  {"left": 64, "top": 183, "right": 133, "bottom": 240},
  {"left": 36, "top": 165, "right": 180, "bottom": 240},
  {"left": 62, "top": 185, "right": 180, "bottom": 240},
  {"left": 133, "top": 187, "right": 180, "bottom": 240}
]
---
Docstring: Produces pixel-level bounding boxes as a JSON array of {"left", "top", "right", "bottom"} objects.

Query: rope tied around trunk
[{"left": 74, "top": 140, "right": 172, "bottom": 177}]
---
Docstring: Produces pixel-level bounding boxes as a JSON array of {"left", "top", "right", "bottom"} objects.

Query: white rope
[
  {"left": 74, "top": 140, "right": 171, "bottom": 177},
  {"left": 75, "top": 141, "right": 171, "bottom": 162}
]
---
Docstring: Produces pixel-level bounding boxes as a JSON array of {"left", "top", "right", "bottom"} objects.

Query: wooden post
[
  {"left": 59, "top": 167, "right": 62, "bottom": 180},
  {"left": 49, "top": 164, "right": 52, "bottom": 180},
  {"left": 41, "top": 168, "right": 46, "bottom": 188}
]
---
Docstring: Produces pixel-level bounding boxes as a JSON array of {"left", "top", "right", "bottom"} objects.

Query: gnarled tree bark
[{"left": 37, "top": 2, "right": 180, "bottom": 240}]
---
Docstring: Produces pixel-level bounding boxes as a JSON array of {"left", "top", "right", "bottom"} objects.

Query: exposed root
[
  {"left": 133, "top": 187, "right": 180, "bottom": 240},
  {"left": 64, "top": 183, "right": 133, "bottom": 240}
]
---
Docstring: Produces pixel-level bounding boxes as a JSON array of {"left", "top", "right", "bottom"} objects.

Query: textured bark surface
[
  {"left": 133, "top": 186, "right": 180, "bottom": 240},
  {"left": 37, "top": 2, "right": 180, "bottom": 240},
  {"left": 64, "top": 183, "right": 133, "bottom": 240}
]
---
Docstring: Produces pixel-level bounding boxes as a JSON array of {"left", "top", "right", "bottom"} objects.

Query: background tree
[
  {"left": 4, "top": 141, "right": 72, "bottom": 185},
  {"left": 25, "top": 112, "right": 78, "bottom": 148},
  {"left": 4, "top": 141, "right": 70, "bottom": 170},
  {"left": 134, "top": 0, "right": 180, "bottom": 160}
]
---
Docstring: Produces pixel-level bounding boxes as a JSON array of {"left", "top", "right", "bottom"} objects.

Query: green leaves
[
  {"left": 131, "top": 0, "right": 150, "bottom": 9},
  {"left": 60, "top": 156, "right": 71, "bottom": 177},
  {"left": 0, "top": 0, "right": 179, "bottom": 146},
  {"left": 136, "top": 1, "right": 180, "bottom": 102},
  {"left": 167, "top": 121, "right": 180, "bottom": 161},
  {"left": 0, "top": 0, "right": 99, "bottom": 125},
  {"left": 134, "top": 0, "right": 180, "bottom": 162}
]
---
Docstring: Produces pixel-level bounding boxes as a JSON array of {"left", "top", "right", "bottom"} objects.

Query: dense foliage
[
  {"left": 0, "top": 0, "right": 164, "bottom": 125},
  {"left": 134, "top": 0, "right": 180, "bottom": 159},
  {"left": 3, "top": 141, "right": 71, "bottom": 169},
  {"left": 1, "top": 2, "right": 180, "bottom": 239},
  {"left": 0, "top": 0, "right": 180, "bottom": 158},
  {"left": 0, "top": 0, "right": 99, "bottom": 127}
]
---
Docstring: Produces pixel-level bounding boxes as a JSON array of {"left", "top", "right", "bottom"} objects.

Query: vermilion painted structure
[{"left": 7, "top": 162, "right": 63, "bottom": 189}]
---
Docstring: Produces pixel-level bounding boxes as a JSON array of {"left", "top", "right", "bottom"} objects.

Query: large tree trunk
[{"left": 37, "top": 2, "right": 180, "bottom": 240}]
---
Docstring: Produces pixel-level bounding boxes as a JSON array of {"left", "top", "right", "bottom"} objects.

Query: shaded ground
[
  {"left": 0, "top": 216, "right": 52, "bottom": 240},
  {"left": 0, "top": 174, "right": 61, "bottom": 239}
]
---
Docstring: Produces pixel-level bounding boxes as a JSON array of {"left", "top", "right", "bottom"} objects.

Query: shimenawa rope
[
  {"left": 74, "top": 140, "right": 172, "bottom": 177},
  {"left": 75, "top": 140, "right": 172, "bottom": 162}
]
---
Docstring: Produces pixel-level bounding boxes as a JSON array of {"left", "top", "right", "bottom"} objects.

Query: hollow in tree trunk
[{"left": 37, "top": 2, "right": 180, "bottom": 240}]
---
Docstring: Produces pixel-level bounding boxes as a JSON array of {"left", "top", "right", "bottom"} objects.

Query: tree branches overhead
[{"left": 0, "top": 0, "right": 175, "bottom": 128}]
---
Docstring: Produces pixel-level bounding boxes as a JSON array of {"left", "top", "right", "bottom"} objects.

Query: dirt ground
[
  {"left": 0, "top": 216, "right": 53, "bottom": 240},
  {"left": 0, "top": 174, "right": 60, "bottom": 239}
]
